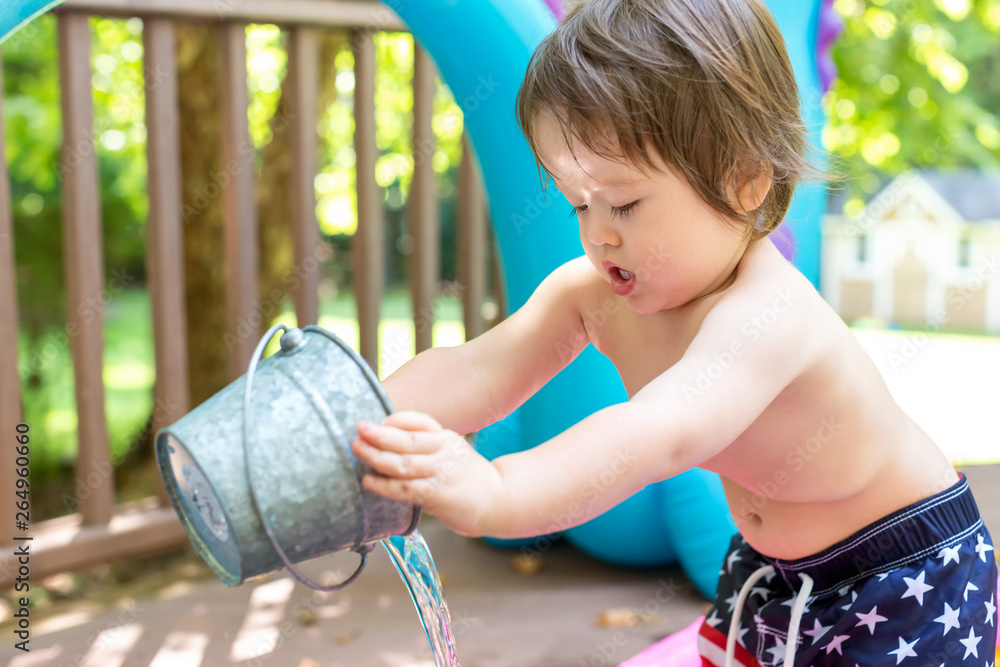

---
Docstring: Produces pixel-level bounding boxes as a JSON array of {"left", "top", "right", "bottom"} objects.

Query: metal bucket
[{"left": 155, "top": 324, "right": 420, "bottom": 589}]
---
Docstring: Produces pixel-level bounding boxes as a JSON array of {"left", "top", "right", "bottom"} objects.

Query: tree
[{"left": 825, "top": 0, "right": 1000, "bottom": 213}]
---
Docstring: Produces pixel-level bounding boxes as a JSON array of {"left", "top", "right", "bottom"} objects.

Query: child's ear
[{"left": 727, "top": 162, "right": 773, "bottom": 215}]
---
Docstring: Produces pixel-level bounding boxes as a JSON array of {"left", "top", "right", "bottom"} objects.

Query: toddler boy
[{"left": 352, "top": 0, "right": 998, "bottom": 664}]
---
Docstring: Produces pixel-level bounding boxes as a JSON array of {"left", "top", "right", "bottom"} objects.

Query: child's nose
[{"left": 583, "top": 214, "right": 622, "bottom": 247}]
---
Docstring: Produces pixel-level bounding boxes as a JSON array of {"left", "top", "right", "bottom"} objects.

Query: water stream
[{"left": 382, "top": 530, "right": 461, "bottom": 667}]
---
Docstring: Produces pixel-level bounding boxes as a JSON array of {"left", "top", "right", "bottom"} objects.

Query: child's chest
[{"left": 583, "top": 295, "right": 716, "bottom": 398}]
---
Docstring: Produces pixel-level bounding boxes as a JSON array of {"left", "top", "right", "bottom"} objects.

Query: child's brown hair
[{"left": 516, "top": 0, "right": 816, "bottom": 239}]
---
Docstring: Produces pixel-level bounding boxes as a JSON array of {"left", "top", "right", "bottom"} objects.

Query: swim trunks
[{"left": 698, "top": 474, "right": 998, "bottom": 666}]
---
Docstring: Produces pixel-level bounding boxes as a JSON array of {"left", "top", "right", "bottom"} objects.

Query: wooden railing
[{"left": 0, "top": 0, "right": 492, "bottom": 586}]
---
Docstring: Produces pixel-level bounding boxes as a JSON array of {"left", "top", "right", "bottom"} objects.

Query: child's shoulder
[
  {"left": 691, "top": 239, "right": 844, "bottom": 378},
  {"left": 707, "top": 239, "right": 836, "bottom": 341}
]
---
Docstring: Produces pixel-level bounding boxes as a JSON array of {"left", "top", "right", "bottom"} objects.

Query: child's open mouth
[{"left": 602, "top": 261, "right": 636, "bottom": 296}]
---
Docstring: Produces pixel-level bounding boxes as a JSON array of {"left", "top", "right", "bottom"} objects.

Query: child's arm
[
  {"left": 380, "top": 256, "right": 593, "bottom": 436},
  {"left": 357, "top": 272, "right": 818, "bottom": 539}
]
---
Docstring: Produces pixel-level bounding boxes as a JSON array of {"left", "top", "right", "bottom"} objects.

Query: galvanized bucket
[{"left": 155, "top": 324, "right": 420, "bottom": 590}]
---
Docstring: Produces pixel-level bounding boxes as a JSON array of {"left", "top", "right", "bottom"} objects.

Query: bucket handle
[{"left": 243, "top": 323, "right": 372, "bottom": 592}]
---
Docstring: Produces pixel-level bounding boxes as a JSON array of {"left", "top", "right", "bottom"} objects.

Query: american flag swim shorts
[{"left": 699, "top": 474, "right": 998, "bottom": 666}]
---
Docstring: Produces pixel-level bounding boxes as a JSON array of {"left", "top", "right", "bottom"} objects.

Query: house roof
[
  {"left": 828, "top": 169, "right": 1000, "bottom": 221},
  {"left": 919, "top": 170, "right": 1000, "bottom": 221}
]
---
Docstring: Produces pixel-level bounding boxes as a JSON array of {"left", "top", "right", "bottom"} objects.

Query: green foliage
[
  {"left": 3, "top": 15, "right": 148, "bottom": 335},
  {"left": 825, "top": 0, "right": 1000, "bottom": 215},
  {"left": 246, "top": 24, "right": 287, "bottom": 150}
]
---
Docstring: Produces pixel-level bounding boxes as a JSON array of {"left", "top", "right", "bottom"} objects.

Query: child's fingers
[
  {"left": 352, "top": 438, "right": 437, "bottom": 479},
  {"left": 357, "top": 422, "right": 441, "bottom": 455},
  {"left": 380, "top": 411, "right": 442, "bottom": 432},
  {"left": 362, "top": 473, "right": 437, "bottom": 506}
]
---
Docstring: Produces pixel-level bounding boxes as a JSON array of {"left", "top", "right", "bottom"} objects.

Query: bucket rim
[{"left": 154, "top": 429, "right": 245, "bottom": 586}]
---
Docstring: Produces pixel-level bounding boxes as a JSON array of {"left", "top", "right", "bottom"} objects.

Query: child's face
[{"left": 534, "top": 112, "right": 751, "bottom": 314}]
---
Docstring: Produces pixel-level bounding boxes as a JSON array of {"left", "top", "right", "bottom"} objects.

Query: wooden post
[
  {"left": 352, "top": 28, "right": 384, "bottom": 372},
  {"left": 457, "top": 133, "right": 487, "bottom": 341},
  {"left": 144, "top": 18, "right": 191, "bottom": 503},
  {"left": 218, "top": 22, "right": 259, "bottom": 380},
  {"left": 58, "top": 13, "right": 113, "bottom": 526},
  {"left": 287, "top": 27, "right": 321, "bottom": 327},
  {"left": 409, "top": 44, "right": 439, "bottom": 353}
]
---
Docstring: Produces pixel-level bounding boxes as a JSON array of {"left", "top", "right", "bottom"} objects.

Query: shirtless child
[{"left": 351, "top": 0, "right": 998, "bottom": 664}]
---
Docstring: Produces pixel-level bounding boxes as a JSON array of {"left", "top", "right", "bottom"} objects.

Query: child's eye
[
  {"left": 567, "top": 203, "right": 587, "bottom": 217},
  {"left": 611, "top": 201, "right": 638, "bottom": 219}
]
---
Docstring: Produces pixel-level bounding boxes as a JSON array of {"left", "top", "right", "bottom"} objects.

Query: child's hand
[{"left": 351, "top": 411, "right": 504, "bottom": 537}]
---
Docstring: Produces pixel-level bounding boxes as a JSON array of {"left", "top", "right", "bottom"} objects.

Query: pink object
[
  {"left": 619, "top": 616, "right": 704, "bottom": 667},
  {"left": 542, "top": 0, "right": 566, "bottom": 21}
]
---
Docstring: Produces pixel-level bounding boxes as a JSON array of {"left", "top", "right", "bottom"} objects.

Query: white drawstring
[
  {"left": 783, "top": 572, "right": 814, "bottom": 666},
  {"left": 725, "top": 564, "right": 815, "bottom": 667}
]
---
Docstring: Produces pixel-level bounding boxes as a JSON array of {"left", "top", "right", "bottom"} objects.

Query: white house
[{"left": 822, "top": 170, "right": 1000, "bottom": 334}]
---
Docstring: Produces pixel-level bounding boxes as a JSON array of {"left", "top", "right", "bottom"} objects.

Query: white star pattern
[
  {"left": 766, "top": 637, "right": 786, "bottom": 661},
  {"left": 706, "top": 610, "right": 723, "bottom": 628},
  {"left": 901, "top": 571, "right": 934, "bottom": 606},
  {"left": 824, "top": 634, "right": 850, "bottom": 656},
  {"left": 958, "top": 626, "right": 981, "bottom": 659},
  {"left": 931, "top": 601, "right": 961, "bottom": 636},
  {"left": 725, "top": 591, "right": 739, "bottom": 613},
  {"left": 936, "top": 543, "right": 961, "bottom": 566},
  {"left": 985, "top": 594, "right": 996, "bottom": 627},
  {"left": 974, "top": 534, "right": 994, "bottom": 563},
  {"left": 855, "top": 605, "right": 889, "bottom": 634},
  {"left": 803, "top": 618, "right": 832, "bottom": 645},
  {"left": 964, "top": 581, "right": 980, "bottom": 602},
  {"left": 727, "top": 550, "right": 742, "bottom": 574},
  {"left": 876, "top": 570, "right": 895, "bottom": 581},
  {"left": 840, "top": 590, "right": 859, "bottom": 611},
  {"left": 750, "top": 586, "right": 772, "bottom": 601},
  {"left": 888, "top": 637, "right": 918, "bottom": 664},
  {"left": 763, "top": 569, "right": 777, "bottom": 584}
]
